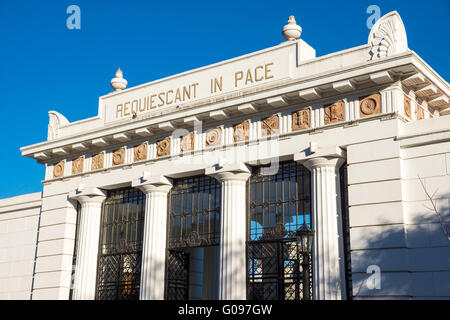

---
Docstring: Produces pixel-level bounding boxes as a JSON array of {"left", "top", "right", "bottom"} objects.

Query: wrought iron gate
[
  {"left": 95, "top": 188, "right": 145, "bottom": 300},
  {"left": 247, "top": 161, "right": 312, "bottom": 300},
  {"left": 165, "top": 250, "right": 190, "bottom": 300},
  {"left": 247, "top": 238, "right": 312, "bottom": 300},
  {"left": 165, "top": 175, "right": 221, "bottom": 300}
]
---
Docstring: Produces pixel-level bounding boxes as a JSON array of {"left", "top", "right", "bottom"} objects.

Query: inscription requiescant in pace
[{"left": 114, "top": 62, "right": 276, "bottom": 120}]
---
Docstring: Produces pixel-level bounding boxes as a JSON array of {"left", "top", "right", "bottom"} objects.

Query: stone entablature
[
  {"left": 22, "top": 11, "right": 449, "bottom": 177},
  {"left": 42, "top": 87, "right": 413, "bottom": 181}
]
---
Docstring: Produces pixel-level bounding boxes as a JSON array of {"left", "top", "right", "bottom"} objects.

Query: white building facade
[{"left": 1, "top": 11, "right": 449, "bottom": 300}]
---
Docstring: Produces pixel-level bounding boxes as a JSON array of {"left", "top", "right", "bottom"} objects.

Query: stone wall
[{"left": 0, "top": 192, "right": 42, "bottom": 299}]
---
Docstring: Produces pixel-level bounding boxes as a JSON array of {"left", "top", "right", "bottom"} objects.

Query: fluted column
[
  {"left": 70, "top": 187, "right": 106, "bottom": 300},
  {"left": 133, "top": 175, "right": 172, "bottom": 300},
  {"left": 206, "top": 163, "right": 251, "bottom": 300},
  {"left": 295, "top": 146, "right": 346, "bottom": 300}
]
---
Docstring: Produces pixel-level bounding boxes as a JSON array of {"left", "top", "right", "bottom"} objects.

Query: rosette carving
[
  {"left": 261, "top": 115, "right": 279, "bottom": 136},
  {"left": 324, "top": 100, "right": 344, "bottom": 125},
  {"left": 233, "top": 121, "right": 249, "bottom": 142},
  {"left": 292, "top": 109, "right": 310, "bottom": 131},
  {"left": 72, "top": 157, "right": 84, "bottom": 175},
  {"left": 404, "top": 96, "right": 411, "bottom": 119},
  {"left": 157, "top": 138, "right": 171, "bottom": 157},
  {"left": 134, "top": 143, "right": 147, "bottom": 162},
  {"left": 53, "top": 161, "right": 64, "bottom": 178},
  {"left": 180, "top": 132, "right": 194, "bottom": 153},
  {"left": 206, "top": 127, "right": 221, "bottom": 147},
  {"left": 91, "top": 152, "right": 104, "bottom": 170},
  {"left": 359, "top": 93, "right": 381, "bottom": 118},
  {"left": 112, "top": 148, "right": 125, "bottom": 166}
]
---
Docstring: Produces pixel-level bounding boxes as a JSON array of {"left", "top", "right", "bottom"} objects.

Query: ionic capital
[
  {"left": 294, "top": 145, "right": 346, "bottom": 171},
  {"left": 69, "top": 186, "right": 106, "bottom": 204},
  {"left": 205, "top": 162, "right": 251, "bottom": 183},
  {"left": 132, "top": 173, "right": 173, "bottom": 194}
]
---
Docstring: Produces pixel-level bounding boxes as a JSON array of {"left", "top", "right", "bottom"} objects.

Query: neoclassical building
[{"left": 1, "top": 11, "right": 449, "bottom": 300}]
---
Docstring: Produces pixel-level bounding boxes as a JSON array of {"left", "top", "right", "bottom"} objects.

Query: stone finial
[
  {"left": 282, "top": 15, "right": 302, "bottom": 41},
  {"left": 110, "top": 67, "right": 128, "bottom": 91}
]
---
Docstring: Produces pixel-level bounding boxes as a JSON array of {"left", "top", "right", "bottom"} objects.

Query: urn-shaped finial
[
  {"left": 111, "top": 67, "right": 128, "bottom": 91},
  {"left": 282, "top": 15, "right": 302, "bottom": 41}
]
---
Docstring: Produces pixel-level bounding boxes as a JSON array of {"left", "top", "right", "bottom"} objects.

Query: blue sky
[{"left": 0, "top": 0, "right": 448, "bottom": 199}]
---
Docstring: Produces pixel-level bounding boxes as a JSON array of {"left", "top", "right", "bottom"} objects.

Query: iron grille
[
  {"left": 247, "top": 239, "right": 312, "bottom": 300},
  {"left": 165, "top": 250, "right": 189, "bottom": 300},
  {"left": 247, "top": 161, "right": 312, "bottom": 300},
  {"left": 96, "top": 188, "right": 145, "bottom": 300},
  {"left": 168, "top": 175, "right": 221, "bottom": 248}
]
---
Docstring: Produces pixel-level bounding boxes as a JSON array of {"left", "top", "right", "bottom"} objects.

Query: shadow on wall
[{"left": 349, "top": 195, "right": 450, "bottom": 300}]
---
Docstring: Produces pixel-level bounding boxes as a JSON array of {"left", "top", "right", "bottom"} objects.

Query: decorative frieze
[
  {"left": 112, "top": 148, "right": 125, "bottom": 166},
  {"left": 233, "top": 121, "right": 249, "bottom": 142},
  {"left": 404, "top": 95, "right": 412, "bottom": 119},
  {"left": 180, "top": 133, "right": 194, "bottom": 153},
  {"left": 72, "top": 156, "right": 84, "bottom": 175},
  {"left": 324, "top": 101, "right": 344, "bottom": 125},
  {"left": 134, "top": 143, "right": 147, "bottom": 162},
  {"left": 261, "top": 114, "right": 279, "bottom": 137},
  {"left": 53, "top": 161, "right": 65, "bottom": 178},
  {"left": 91, "top": 152, "right": 104, "bottom": 170},
  {"left": 359, "top": 93, "right": 381, "bottom": 118},
  {"left": 292, "top": 109, "right": 310, "bottom": 131},
  {"left": 206, "top": 127, "right": 222, "bottom": 147},
  {"left": 417, "top": 107, "right": 425, "bottom": 120},
  {"left": 157, "top": 138, "right": 171, "bottom": 157}
]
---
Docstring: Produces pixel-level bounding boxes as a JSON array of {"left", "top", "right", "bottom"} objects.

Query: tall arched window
[
  {"left": 247, "top": 161, "right": 312, "bottom": 300},
  {"left": 95, "top": 188, "right": 145, "bottom": 300}
]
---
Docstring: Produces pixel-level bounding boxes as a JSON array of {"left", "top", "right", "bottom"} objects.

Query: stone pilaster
[
  {"left": 206, "top": 163, "right": 251, "bottom": 300},
  {"left": 133, "top": 175, "right": 172, "bottom": 300},
  {"left": 295, "top": 146, "right": 347, "bottom": 300},
  {"left": 69, "top": 187, "right": 106, "bottom": 300}
]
